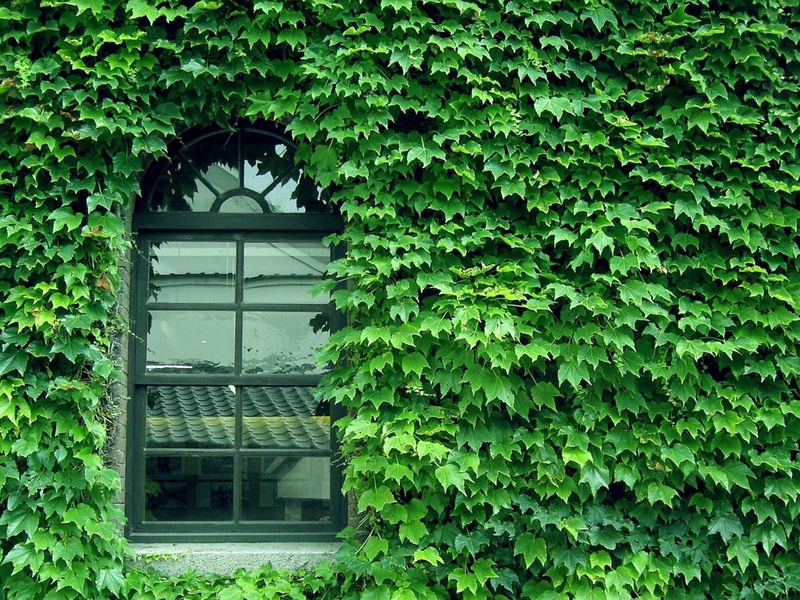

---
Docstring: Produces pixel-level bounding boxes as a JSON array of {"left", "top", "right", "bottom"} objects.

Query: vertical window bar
[
  {"left": 233, "top": 385, "right": 242, "bottom": 523},
  {"left": 234, "top": 241, "right": 244, "bottom": 523},
  {"left": 329, "top": 241, "right": 347, "bottom": 526},
  {"left": 132, "top": 238, "right": 149, "bottom": 529},
  {"left": 133, "top": 386, "right": 148, "bottom": 527},
  {"left": 134, "top": 239, "right": 152, "bottom": 528},
  {"left": 234, "top": 240, "right": 244, "bottom": 375},
  {"left": 136, "top": 238, "right": 152, "bottom": 378}
]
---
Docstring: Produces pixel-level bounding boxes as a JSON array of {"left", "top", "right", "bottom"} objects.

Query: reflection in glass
[
  {"left": 242, "top": 312, "right": 328, "bottom": 374},
  {"left": 148, "top": 241, "right": 236, "bottom": 303},
  {"left": 147, "top": 310, "right": 234, "bottom": 374},
  {"left": 244, "top": 242, "right": 329, "bottom": 303},
  {"left": 241, "top": 456, "right": 331, "bottom": 521},
  {"left": 241, "top": 386, "right": 329, "bottom": 450},
  {"left": 242, "top": 416, "right": 330, "bottom": 450},
  {"left": 147, "top": 160, "right": 202, "bottom": 212},
  {"left": 182, "top": 175, "right": 217, "bottom": 212},
  {"left": 201, "top": 163, "right": 239, "bottom": 195},
  {"left": 144, "top": 455, "right": 234, "bottom": 521},
  {"left": 146, "top": 386, "right": 236, "bottom": 449},
  {"left": 183, "top": 132, "right": 238, "bottom": 197},
  {"left": 142, "top": 128, "right": 331, "bottom": 214},
  {"left": 218, "top": 196, "right": 264, "bottom": 213},
  {"left": 265, "top": 174, "right": 301, "bottom": 213},
  {"left": 242, "top": 386, "right": 322, "bottom": 417},
  {"left": 243, "top": 141, "right": 292, "bottom": 193}
]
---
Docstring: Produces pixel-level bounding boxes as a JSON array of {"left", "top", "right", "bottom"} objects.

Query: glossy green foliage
[{"left": 1, "top": 0, "right": 799, "bottom": 598}]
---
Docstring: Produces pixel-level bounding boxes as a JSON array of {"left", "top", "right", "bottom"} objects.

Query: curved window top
[{"left": 138, "top": 126, "right": 330, "bottom": 215}]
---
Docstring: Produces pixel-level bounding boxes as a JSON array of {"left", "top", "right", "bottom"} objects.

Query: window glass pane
[
  {"left": 242, "top": 312, "right": 328, "bottom": 375},
  {"left": 242, "top": 416, "right": 330, "bottom": 450},
  {"left": 184, "top": 132, "right": 239, "bottom": 197},
  {"left": 146, "top": 386, "right": 236, "bottom": 449},
  {"left": 264, "top": 173, "right": 302, "bottom": 213},
  {"left": 243, "top": 242, "right": 329, "bottom": 303},
  {"left": 263, "top": 171, "right": 329, "bottom": 214},
  {"left": 148, "top": 241, "right": 236, "bottom": 303},
  {"left": 148, "top": 160, "right": 215, "bottom": 212},
  {"left": 200, "top": 163, "right": 239, "bottom": 196},
  {"left": 242, "top": 387, "right": 324, "bottom": 417},
  {"left": 241, "top": 456, "right": 331, "bottom": 522},
  {"left": 147, "top": 310, "right": 235, "bottom": 374},
  {"left": 218, "top": 196, "right": 264, "bottom": 213},
  {"left": 144, "top": 455, "right": 234, "bottom": 521},
  {"left": 241, "top": 387, "right": 328, "bottom": 450},
  {"left": 139, "top": 128, "right": 332, "bottom": 214},
  {"left": 243, "top": 138, "right": 294, "bottom": 195}
]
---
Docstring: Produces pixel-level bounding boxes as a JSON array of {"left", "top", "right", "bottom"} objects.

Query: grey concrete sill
[{"left": 132, "top": 542, "right": 340, "bottom": 576}]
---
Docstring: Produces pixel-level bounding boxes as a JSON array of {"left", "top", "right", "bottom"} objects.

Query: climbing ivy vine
[{"left": 1, "top": 0, "right": 799, "bottom": 599}]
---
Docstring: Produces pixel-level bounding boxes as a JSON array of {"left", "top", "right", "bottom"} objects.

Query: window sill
[{"left": 131, "top": 541, "right": 340, "bottom": 576}]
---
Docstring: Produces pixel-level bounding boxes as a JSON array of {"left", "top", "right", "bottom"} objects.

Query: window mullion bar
[
  {"left": 134, "top": 238, "right": 152, "bottom": 382},
  {"left": 235, "top": 240, "right": 244, "bottom": 374},
  {"left": 133, "top": 239, "right": 151, "bottom": 527},
  {"left": 233, "top": 385, "right": 242, "bottom": 524},
  {"left": 233, "top": 304, "right": 330, "bottom": 312},
  {"left": 234, "top": 240, "right": 244, "bottom": 524},
  {"left": 135, "top": 374, "right": 325, "bottom": 386}
]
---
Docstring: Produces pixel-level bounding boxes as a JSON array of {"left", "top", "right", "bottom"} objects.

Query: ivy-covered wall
[{"left": 1, "top": 0, "right": 799, "bottom": 599}]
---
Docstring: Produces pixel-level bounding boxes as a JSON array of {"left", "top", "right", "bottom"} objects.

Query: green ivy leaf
[
  {"left": 276, "top": 29, "right": 307, "bottom": 49},
  {"left": 579, "top": 464, "right": 610, "bottom": 495},
  {"left": 454, "top": 530, "right": 489, "bottom": 556},
  {"left": 413, "top": 547, "right": 443, "bottom": 565},
  {"left": 434, "top": 463, "right": 471, "bottom": 493},
  {"left": 514, "top": 533, "right": 547, "bottom": 568},
  {"left": 558, "top": 360, "right": 590, "bottom": 388},
  {"left": 406, "top": 145, "right": 444, "bottom": 168},
  {"left": 3, "top": 542, "right": 44, "bottom": 575},
  {"left": 50, "top": 208, "right": 83, "bottom": 233},
  {"left": 0, "top": 508, "right": 39, "bottom": 538},
  {"left": 708, "top": 513, "right": 744, "bottom": 542},
  {"left": 726, "top": 537, "right": 759, "bottom": 572},
  {"left": 533, "top": 97, "right": 573, "bottom": 122},
  {"left": 358, "top": 486, "right": 395, "bottom": 512},
  {"left": 0, "top": 349, "right": 27, "bottom": 377},
  {"left": 581, "top": 7, "right": 618, "bottom": 31},
  {"left": 96, "top": 567, "right": 125, "bottom": 595},
  {"left": 401, "top": 352, "right": 428, "bottom": 377},
  {"left": 362, "top": 536, "right": 389, "bottom": 561},
  {"left": 310, "top": 146, "right": 338, "bottom": 171},
  {"left": 399, "top": 520, "right": 426, "bottom": 544}
]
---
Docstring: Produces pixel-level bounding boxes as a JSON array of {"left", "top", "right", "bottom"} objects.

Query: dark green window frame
[{"left": 125, "top": 125, "right": 346, "bottom": 542}]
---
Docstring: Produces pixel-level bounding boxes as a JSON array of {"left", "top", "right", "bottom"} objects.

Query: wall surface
[{"left": 0, "top": 1, "right": 799, "bottom": 599}]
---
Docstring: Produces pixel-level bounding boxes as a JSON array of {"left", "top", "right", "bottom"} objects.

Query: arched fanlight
[{"left": 138, "top": 126, "right": 330, "bottom": 215}]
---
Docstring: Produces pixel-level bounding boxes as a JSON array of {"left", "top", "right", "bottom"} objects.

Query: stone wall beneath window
[{"left": 131, "top": 542, "right": 341, "bottom": 575}]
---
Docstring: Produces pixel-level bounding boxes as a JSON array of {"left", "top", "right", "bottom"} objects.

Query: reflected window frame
[{"left": 126, "top": 123, "right": 346, "bottom": 543}]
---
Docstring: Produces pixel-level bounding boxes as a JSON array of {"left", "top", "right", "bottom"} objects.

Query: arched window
[{"left": 126, "top": 124, "right": 345, "bottom": 541}]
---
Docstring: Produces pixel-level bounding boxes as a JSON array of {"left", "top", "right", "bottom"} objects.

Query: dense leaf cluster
[{"left": 1, "top": 0, "right": 799, "bottom": 599}]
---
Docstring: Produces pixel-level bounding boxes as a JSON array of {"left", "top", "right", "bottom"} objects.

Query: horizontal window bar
[
  {"left": 130, "top": 523, "right": 342, "bottom": 538},
  {"left": 143, "top": 448, "right": 331, "bottom": 457},
  {"left": 133, "top": 374, "right": 324, "bottom": 386},
  {"left": 134, "top": 214, "right": 344, "bottom": 232},
  {"left": 145, "top": 303, "right": 330, "bottom": 311}
]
